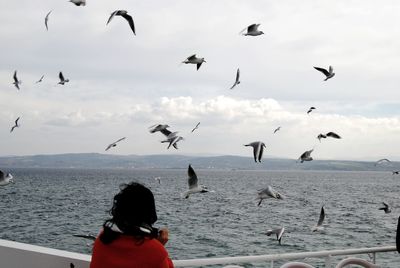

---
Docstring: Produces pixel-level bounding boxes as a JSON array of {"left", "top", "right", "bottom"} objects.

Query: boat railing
[{"left": 0, "top": 239, "right": 397, "bottom": 268}]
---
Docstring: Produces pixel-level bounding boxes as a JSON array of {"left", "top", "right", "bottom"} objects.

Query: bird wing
[
  {"left": 247, "top": 24, "right": 257, "bottom": 32},
  {"left": 329, "top": 66, "right": 334, "bottom": 74},
  {"left": 0, "top": 170, "right": 4, "bottom": 179},
  {"left": 252, "top": 144, "right": 258, "bottom": 162},
  {"left": 326, "top": 132, "right": 341, "bottom": 139},
  {"left": 317, "top": 206, "right": 325, "bottom": 226},
  {"left": 277, "top": 227, "right": 285, "bottom": 241},
  {"left": 45, "top": 10, "right": 52, "bottom": 30},
  {"left": 15, "top": 117, "right": 20, "bottom": 125},
  {"left": 114, "top": 137, "right": 126, "bottom": 143},
  {"left": 382, "top": 202, "right": 389, "bottom": 209},
  {"left": 121, "top": 13, "right": 135, "bottom": 35},
  {"left": 105, "top": 144, "right": 114, "bottom": 151},
  {"left": 196, "top": 62, "right": 203, "bottom": 70},
  {"left": 36, "top": 75, "right": 44, "bottom": 83},
  {"left": 235, "top": 68, "right": 240, "bottom": 83},
  {"left": 160, "top": 128, "right": 172, "bottom": 137},
  {"left": 59, "top": 72, "right": 65, "bottom": 81},
  {"left": 187, "top": 165, "right": 198, "bottom": 189},
  {"left": 187, "top": 54, "right": 197, "bottom": 61},
  {"left": 258, "top": 143, "right": 265, "bottom": 162},
  {"left": 13, "top": 71, "right": 18, "bottom": 83},
  {"left": 107, "top": 10, "right": 119, "bottom": 25},
  {"left": 191, "top": 122, "right": 200, "bottom": 132},
  {"left": 314, "top": 67, "right": 330, "bottom": 77}
]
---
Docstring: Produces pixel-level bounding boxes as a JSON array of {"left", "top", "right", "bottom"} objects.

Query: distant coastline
[{"left": 0, "top": 153, "right": 398, "bottom": 172}]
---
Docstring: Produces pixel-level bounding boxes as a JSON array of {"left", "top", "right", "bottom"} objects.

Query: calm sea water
[{"left": 0, "top": 168, "right": 399, "bottom": 267}]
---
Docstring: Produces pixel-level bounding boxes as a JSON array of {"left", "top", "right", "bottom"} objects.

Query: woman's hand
[{"left": 157, "top": 228, "right": 169, "bottom": 245}]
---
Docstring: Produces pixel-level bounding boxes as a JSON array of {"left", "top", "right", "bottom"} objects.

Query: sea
[{"left": 0, "top": 168, "right": 399, "bottom": 267}]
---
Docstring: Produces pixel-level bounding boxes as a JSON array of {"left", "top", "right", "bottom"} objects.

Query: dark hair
[{"left": 100, "top": 182, "right": 158, "bottom": 244}]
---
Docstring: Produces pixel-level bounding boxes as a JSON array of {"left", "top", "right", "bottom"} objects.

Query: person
[{"left": 90, "top": 182, "right": 174, "bottom": 268}]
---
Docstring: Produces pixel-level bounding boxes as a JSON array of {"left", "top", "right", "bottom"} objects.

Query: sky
[{"left": 1, "top": 0, "right": 400, "bottom": 160}]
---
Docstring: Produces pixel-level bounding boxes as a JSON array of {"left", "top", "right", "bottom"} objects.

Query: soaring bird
[
  {"left": 244, "top": 141, "right": 266, "bottom": 163},
  {"left": 311, "top": 206, "right": 325, "bottom": 232},
  {"left": 298, "top": 149, "right": 313, "bottom": 163},
  {"left": 374, "top": 158, "right": 391, "bottom": 166},
  {"left": 13, "top": 70, "right": 21, "bottom": 90},
  {"left": 265, "top": 227, "right": 285, "bottom": 245},
  {"left": 107, "top": 10, "right": 135, "bottom": 35},
  {"left": 69, "top": 0, "right": 86, "bottom": 6},
  {"left": 35, "top": 75, "right": 45, "bottom": 83},
  {"left": 149, "top": 124, "right": 180, "bottom": 149},
  {"left": 182, "top": 54, "right": 206, "bottom": 70},
  {"left": 10, "top": 117, "right": 20, "bottom": 133},
  {"left": 379, "top": 202, "right": 391, "bottom": 214},
  {"left": 58, "top": 72, "right": 69, "bottom": 85},
  {"left": 0, "top": 170, "right": 13, "bottom": 186},
  {"left": 317, "top": 132, "right": 341, "bottom": 141},
  {"left": 191, "top": 122, "right": 200, "bottom": 133},
  {"left": 273, "top": 127, "right": 281, "bottom": 134},
  {"left": 45, "top": 10, "right": 52, "bottom": 31},
  {"left": 256, "top": 186, "right": 283, "bottom": 206},
  {"left": 230, "top": 68, "right": 240, "bottom": 89},
  {"left": 105, "top": 137, "right": 126, "bottom": 151},
  {"left": 240, "top": 24, "right": 264, "bottom": 36},
  {"left": 314, "top": 66, "right": 335, "bottom": 81},
  {"left": 181, "top": 165, "right": 209, "bottom": 198},
  {"left": 307, "top": 107, "right": 316, "bottom": 114}
]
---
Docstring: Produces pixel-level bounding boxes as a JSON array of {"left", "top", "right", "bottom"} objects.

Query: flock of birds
[{"left": 2, "top": 1, "right": 399, "bottom": 249}]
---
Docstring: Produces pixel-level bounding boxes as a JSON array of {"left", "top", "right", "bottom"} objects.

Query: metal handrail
[{"left": 173, "top": 245, "right": 397, "bottom": 267}]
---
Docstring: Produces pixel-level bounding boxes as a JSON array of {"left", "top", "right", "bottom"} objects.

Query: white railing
[{"left": 0, "top": 239, "right": 397, "bottom": 268}]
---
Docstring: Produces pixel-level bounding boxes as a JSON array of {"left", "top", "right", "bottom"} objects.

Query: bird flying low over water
[
  {"left": 45, "top": 10, "right": 52, "bottom": 31},
  {"left": 0, "top": 170, "right": 13, "bottom": 186},
  {"left": 105, "top": 137, "right": 126, "bottom": 151},
  {"left": 69, "top": 0, "right": 86, "bottom": 6},
  {"left": 256, "top": 186, "right": 283, "bottom": 206},
  {"left": 307, "top": 107, "right": 316, "bottom": 114},
  {"left": 374, "top": 158, "right": 391, "bottom": 166},
  {"left": 311, "top": 206, "right": 325, "bottom": 232},
  {"left": 58, "top": 72, "right": 69, "bottom": 85},
  {"left": 230, "top": 68, "right": 240, "bottom": 89},
  {"left": 379, "top": 202, "right": 391, "bottom": 213},
  {"left": 36, "top": 75, "right": 45, "bottom": 83},
  {"left": 273, "top": 127, "right": 281, "bottom": 134},
  {"left": 107, "top": 10, "right": 135, "bottom": 35},
  {"left": 10, "top": 117, "right": 20, "bottom": 133},
  {"left": 191, "top": 122, "right": 200, "bottom": 133},
  {"left": 314, "top": 66, "right": 335, "bottom": 81},
  {"left": 244, "top": 141, "right": 266, "bottom": 163},
  {"left": 240, "top": 24, "right": 264, "bottom": 36},
  {"left": 392, "top": 171, "right": 400, "bottom": 175},
  {"left": 265, "top": 227, "right": 285, "bottom": 245},
  {"left": 182, "top": 164, "right": 209, "bottom": 198},
  {"left": 183, "top": 54, "right": 206, "bottom": 70},
  {"left": 298, "top": 149, "right": 313, "bottom": 163},
  {"left": 317, "top": 131, "right": 341, "bottom": 141},
  {"left": 13, "top": 70, "right": 21, "bottom": 90}
]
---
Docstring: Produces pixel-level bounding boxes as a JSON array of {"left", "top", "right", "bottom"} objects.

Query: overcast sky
[{"left": 1, "top": 0, "right": 400, "bottom": 160}]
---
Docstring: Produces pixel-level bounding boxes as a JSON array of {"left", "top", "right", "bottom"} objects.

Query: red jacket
[{"left": 90, "top": 233, "right": 174, "bottom": 268}]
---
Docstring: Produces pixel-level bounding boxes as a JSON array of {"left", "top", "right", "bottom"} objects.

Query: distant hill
[{"left": 0, "top": 153, "right": 399, "bottom": 171}]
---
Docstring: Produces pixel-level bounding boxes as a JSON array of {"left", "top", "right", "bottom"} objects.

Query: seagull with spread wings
[
  {"left": 58, "top": 72, "right": 69, "bottom": 85},
  {"left": 379, "top": 202, "right": 391, "bottom": 214},
  {"left": 13, "top": 70, "right": 21, "bottom": 90},
  {"left": 181, "top": 164, "right": 209, "bottom": 198},
  {"left": 244, "top": 141, "right": 266, "bottom": 163},
  {"left": 182, "top": 54, "right": 206, "bottom": 70},
  {"left": 230, "top": 68, "right": 240, "bottom": 89},
  {"left": 298, "top": 149, "right": 314, "bottom": 163},
  {"left": 105, "top": 137, "right": 126, "bottom": 151},
  {"left": 191, "top": 122, "right": 200, "bottom": 133},
  {"left": 107, "top": 10, "right": 135, "bottom": 35},
  {"left": 311, "top": 206, "right": 325, "bottom": 232},
  {"left": 69, "top": 0, "right": 86, "bottom": 6},
  {"left": 314, "top": 66, "right": 335, "bottom": 81},
  {"left": 256, "top": 186, "right": 283, "bottom": 206},
  {"left": 240, "top": 24, "right": 264, "bottom": 36},
  {"left": 36, "top": 75, "right": 45, "bottom": 83},
  {"left": 0, "top": 170, "right": 13, "bottom": 186},
  {"left": 265, "top": 227, "right": 285, "bottom": 245},
  {"left": 10, "top": 117, "right": 20, "bottom": 133}
]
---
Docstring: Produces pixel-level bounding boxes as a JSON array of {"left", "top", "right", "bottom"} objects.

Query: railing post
[
  {"left": 372, "top": 252, "right": 376, "bottom": 264},
  {"left": 270, "top": 259, "right": 274, "bottom": 268},
  {"left": 325, "top": 255, "right": 332, "bottom": 268}
]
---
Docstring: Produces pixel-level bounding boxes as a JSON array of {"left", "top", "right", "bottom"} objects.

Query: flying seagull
[
  {"left": 0, "top": 170, "right": 13, "bottom": 186},
  {"left": 35, "top": 75, "right": 45, "bottom": 83},
  {"left": 230, "top": 68, "right": 240, "bottom": 89},
  {"left": 182, "top": 54, "right": 206, "bottom": 70},
  {"left": 317, "top": 131, "right": 341, "bottom": 141},
  {"left": 392, "top": 171, "right": 400, "bottom": 175},
  {"left": 69, "top": 0, "right": 86, "bottom": 6},
  {"left": 265, "top": 227, "right": 285, "bottom": 245},
  {"left": 314, "top": 66, "right": 335, "bottom": 81},
  {"left": 107, "top": 10, "right": 135, "bottom": 35},
  {"left": 311, "top": 206, "right": 325, "bottom": 232},
  {"left": 307, "top": 107, "right": 316, "bottom": 114},
  {"left": 191, "top": 122, "right": 200, "bottom": 133},
  {"left": 273, "top": 127, "right": 281, "bottom": 134},
  {"left": 244, "top": 141, "right": 266, "bottom": 163},
  {"left": 161, "top": 135, "right": 184, "bottom": 149},
  {"left": 298, "top": 149, "right": 313, "bottom": 163},
  {"left": 256, "top": 186, "right": 283, "bottom": 206},
  {"left": 379, "top": 202, "right": 391, "bottom": 214},
  {"left": 13, "top": 70, "right": 21, "bottom": 90},
  {"left": 105, "top": 137, "right": 126, "bottom": 151},
  {"left": 240, "top": 24, "right": 264, "bottom": 36},
  {"left": 10, "top": 117, "right": 20, "bottom": 133},
  {"left": 182, "top": 164, "right": 209, "bottom": 198},
  {"left": 45, "top": 10, "right": 52, "bottom": 31},
  {"left": 154, "top": 177, "right": 161, "bottom": 184},
  {"left": 149, "top": 124, "right": 179, "bottom": 149},
  {"left": 374, "top": 158, "right": 391, "bottom": 166},
  {"left": 58, "top": 72, "right": 69, "bottom": 85}
]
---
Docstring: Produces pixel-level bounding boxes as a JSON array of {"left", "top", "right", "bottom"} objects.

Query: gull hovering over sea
[
  {"left": 69, "top": 0, "right": 86, "bottom": 6},
  {"left": 149, "top": 124, "right": 180, "bottom": 149},
  {"left": 13, "top": 70, "right": 21, "bottom": 90},
  {"left": 182, "top": 54, "right": 206, "bottom": 70},
  {"left": 107, "top": 10, "right": 135, "bottom": 35},
  {"left": 265, "top": 227, "right": 285, "bottom": 245},
  {"left": 273, "top": 127, "right": 281, "bottom": 134},
  {"left": 230, "top": 68, "right": 240, "bottom": 89},
  {"left": 240, "top": 24, "right": 264, "bottom": 36},
  {"left": 105, "top": 137, "right": 126, "bottom": 151},
  {"left": 58, "top": 72, "right": 69, "bottom": 85},
  {"left": 311, "top": 206, "right": 325, "bottom": 232},
  {"left": 314, "top": 66, "right": 335, "bottom": 81},
  {"left": 154, "top": 177, "right": 161, "bottom": 184},
  {"left": 244, "top": 141, "right": 266, "bottom": 163},
  {"left": 35, "top": 75, "right": 45, "bottom": 83},
  {"left": 307, "top": 107, "right": 316, "bottom": 114},
  {"left": 191, "top": 122, "right": 200, "bottom": 133},
  {"left": 182, "top": 164, "right": 209, "bottom": 199},
  {"left": 256, "top": 186, "right": 283, "bottom": 206},
  {"left": 0, "top": 170, "right": 13, "bottom": 186},
  {"left": 374, "top": 158, "right": 391, "bottom": 166},
  {"left": 298, "top": 149, "right": 313, "bottom": 163},
  {"left": 45, "top": 10, "right": 52, "bottom": 31},
  {"left": 379, "top": 202, "right": 391, "bottom": 214},
  {"left": 10, "top": 117, "right": 20, "bottom": 133},
  {"left": 317, "top": 132, "right": 341, "bottom": 142}
]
